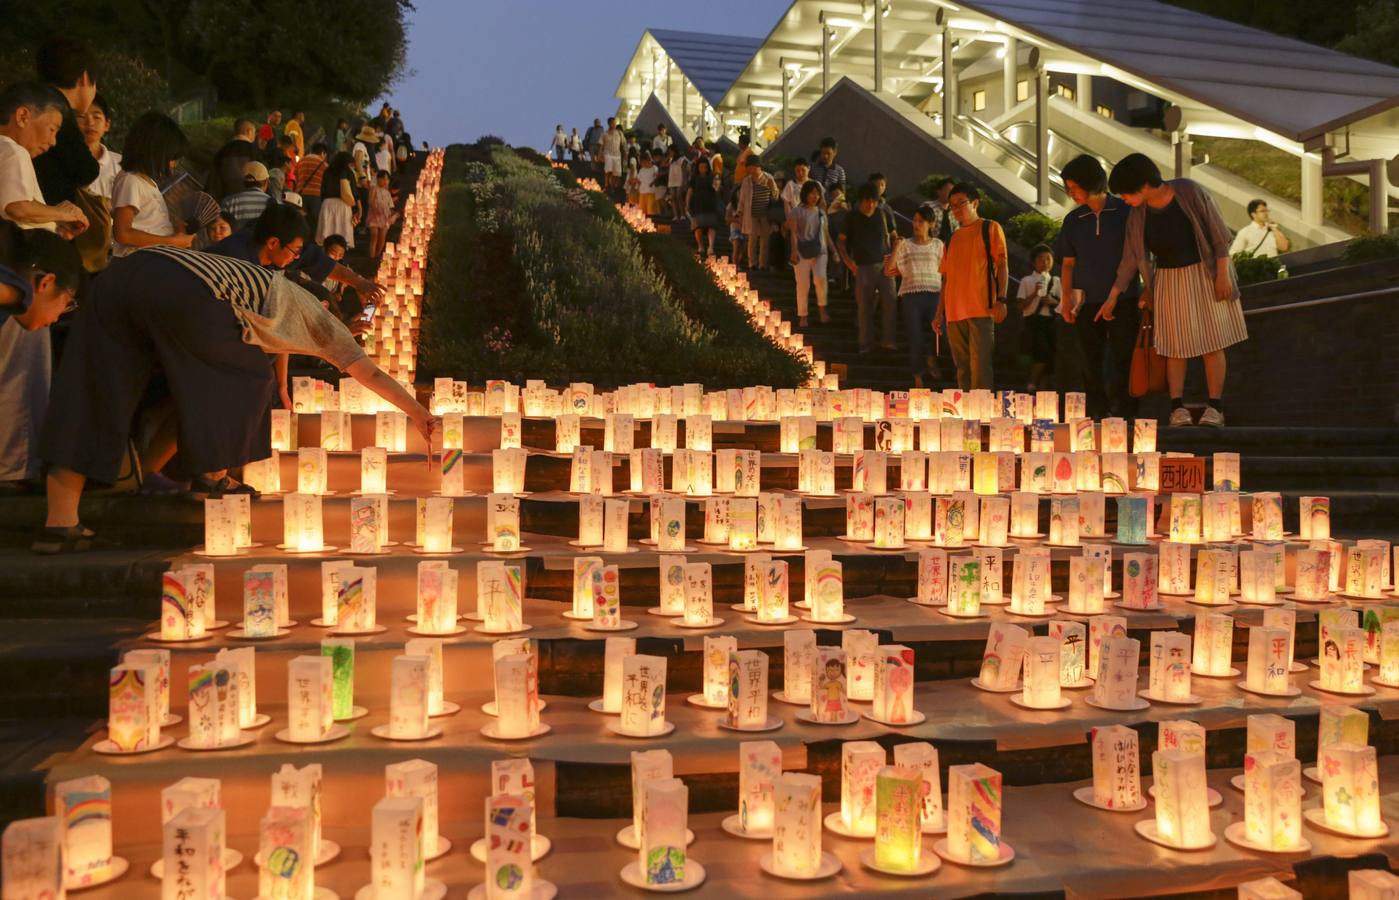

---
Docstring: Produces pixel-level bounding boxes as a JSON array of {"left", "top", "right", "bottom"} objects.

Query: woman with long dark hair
[
  {"left": 316, "top": 151, "right": 359, "bottom": 248},
  {"left": 686, "top": 156, "right": 721, "bottom": 257},
  {"left": 1098, "top": 153, "right": 1245, "bottom": 427},
  {"left": 111, "top": 112, "right": 193, "bottom": 257}
]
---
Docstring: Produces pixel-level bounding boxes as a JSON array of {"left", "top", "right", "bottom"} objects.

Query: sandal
[
  {"left": 33, "top": 524, "right": 116, "bottom": 555},
  {"left": 215, "top": 476, "right": 259, "bottom": 497}
]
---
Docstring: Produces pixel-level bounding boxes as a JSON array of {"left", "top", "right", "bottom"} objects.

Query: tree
[{"left": 1335, "top": 0, "right": 1399, "bottom": 67}]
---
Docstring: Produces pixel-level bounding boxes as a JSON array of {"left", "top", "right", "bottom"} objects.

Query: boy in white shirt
[
  {"left": 1017, "top": 243, "right": 1060, "bottom": 392},
  {"left": 666, "top": 147, "right": 687, "bottom": 219}
]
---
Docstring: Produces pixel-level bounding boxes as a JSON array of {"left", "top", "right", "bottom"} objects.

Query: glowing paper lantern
[
  {"left": 494, "top": 652, "right": 541, "bottom": 738},
  {"left": 282, "top": 492, "right": 325, "bottom": 552},
  {"left": 387, "top": 759, "right": 442, "bottom": 860},
  {"left": 782, "top": 631, "right": 815, "bottom": 704},
  {"left": 55, "top": 775, "right": 114, "bottom": 887},
  {"left": 947, "top": 764, "right": 1003, "bottom": 863},
  {"left": 1158, "top": 541, "right": 1191, "bottom": 595},
  {"left": 1009, "top": 547, "right": 1051, "bottom": 615},
  {"left": 404, "top": 638, "right": 445, "bottom": 717},
  {"left": 1252, "top": 493, "right": 1284, "bottom": 541},
  {"left": 1167, "top": 493, "right": 1202, "bottom": 544},
  {"left": 477, "top": 561, "right": 524, "bottom": 633},
  {"left": 162, "top": 807, "right": 225, "bottom": 900},
  {"left": 123, "top": 649, "right": 171, "bottom": 726},
  {"left": 186, "top": 662, "right": 240, "bottom": 748},
  {"left": 415, "top": 562, "right": 458, "bottom": 634},
  {"left": 900, "top": 451, "right": 928, "bottom": 491},
  {"left": 638, "top": 778, "right": 689, "bottom": 887},
  {"left": 758, "top": 560, "right": 789, "bottom": 623},
  {"left": 979, "top": 624, "right": 1028, "bottom": 691},
  {"left": 1068, "top": 555, "right": 1106, "bottom": 615},
  {"left": 1298, "top": 496, "right": 1330, "bottom": 540},
  {"left": 725, "top": 651, "right": 769, "bottom": 729},
  {"left": 1349, "top": 871, "right": 1399, "bottom": 900},
  {"left": 591, "top": 564, "right": 623, "bottom": 629},
  {"left": 108, "top": 663, "right": 159, "bottom": 751},
  {"left": 1189, "top": 613, "right": 1233, "bottom": 677},
  {"left": 1319, "top": 625, "right": 1366, "bottom": 693},
  {"left": 1242, "top": 626, "right": 1291, "bottom": 695},
  {"left": 736, "top": 740, "right": 781, "bottom": 836},
  {"left": 571, "top": 556, "right": 601, "bottom": 619},
  {"left": 1092, "top": 636, "right": 1141, "bottom": 708},
  {"left": 1194, "top": 549, "right": 1233, "bottom": 606},
  {"left": 808, "top": 559, "right": 845, "bottom": 623},
  {"left": 771, "top": 773, "right": 823, "bottom": 877},
  {"left": 843, "top": 630, "right": 878, "bottom": 702},
  {"left": 594, "top": 636, "right": 638, "bottom": 715},
  {"left": 1121, "top": 553, "right": 1158, "bottom": 609},
  {"left": 3, "top": 817, "right": 64, "bottom": 899},
  {"left": 914, "top": 549, "right": 948, "bottom": 606},
  {"left": 160, "top": 570, "right": 204, "bottom": 641},
  {"left": 1090, "top": 725, "right": 1142, "bottom": 809},
  {"left": 947, "top": 556, "right": 981, "bottom": 616},
  {"left": 368, "top": 796, "right": 424, "bottom": 899},
  {"left": 873, "top": 645, "right": 916, "bottom": 723},
  {"left": 845, "top": 493, "right": 874, "bottom": 540},
  {"left": 1146, "top": 632, "right": 1192, "bottom": 701},
  {"left": 258, "top": 806, "right": 312, "bottom": 899},
  {"left": 1318, "top": 743, "right": 1382, "bottom": 835},
  {"left": 286, "top": 656, "right": 334, "bottom": 742},
  {"left": 872, "top": 767, "right": 924, "bottom": 873},
  {"left": 270, "top": 764, "right": 324, "bottom": 865},
  {"left": 904, "top": 493, "right": 932, "bottom": 541},
  {"left": 1049, "top": 496, "right": 1079, "bottom": 546},
  {"left": 979, "top": 496, "right": 1009, "bottom": 546},
  {"left": 1021, "top": 636, "right": 1063, "bottom": 708},
  {"left": 1051, "top": 620, "right": 1087, "bottom": 685},
  {"left": 810, "top": 647, "right": 849, "bottom": 723},
  {"left": 618, "top": 654, "right": 667, "bottom": 737},
  {"left": 1346, "top": 546, "right": 1386, "bottom": 599},
  {"left": 838, "top": 742, "right": 885, "bottom": 837},
  {"left": 728, "top": 498, "right": 758, "bottom": 551},
  {"left": 1150, "top": 749, "right": 1213, "bottom": 848}
]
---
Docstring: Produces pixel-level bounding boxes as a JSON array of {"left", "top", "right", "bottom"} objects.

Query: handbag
[
  {"left": 796, "top": 210, "right": 825, "bottom": 260},
  {"left": 1129, "top": 307, "right": 1168, "bottom": 397},
  {"left": 70, "top": 187, "right": 111, "bottom": 273}
]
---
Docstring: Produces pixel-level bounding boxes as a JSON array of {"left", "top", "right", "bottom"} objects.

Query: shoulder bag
[{"left": 1129, "top": 306, "right": 1168, "bottom": 397}]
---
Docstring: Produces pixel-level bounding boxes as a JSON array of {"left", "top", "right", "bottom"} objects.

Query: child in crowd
[
  {"left": 667, "top": 147, "right": 688, "bottom": 220},
  {"left": 1018, "top": 243, "right": 1060, "bottom": 392},
  {"left": 366, "top": 169, "right": 397, "bottom": 259},
  {"left": 726, "top": 191, "right": 746, "bottom": 267},
  {"left": 633, "top": 152, "right": 658, "bottom": 215},
  {"left": 625, "top": 153, "right": 641, "bottom": 207}
]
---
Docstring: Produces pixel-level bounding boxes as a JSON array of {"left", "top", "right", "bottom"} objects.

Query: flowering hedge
[{"left": 420, "top": 144, "right": 811, "bottom": 388}]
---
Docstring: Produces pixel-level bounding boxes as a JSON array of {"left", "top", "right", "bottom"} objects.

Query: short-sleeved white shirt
[
  {"left": 88, "top": 146, "right": 122, "bottom": 199},
  {"left": 0, "top": 135, "right": 56, "bottom": 232},
  {"left": 111, "top": 171, "right": 174, "bottom": 257}
]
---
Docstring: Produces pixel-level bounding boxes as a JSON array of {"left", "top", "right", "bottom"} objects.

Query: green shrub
[
  {"left": 419, "top": 144, "right": 811, "bottom": 389},
  {"left": 917, "top": 173, "right": 955, "bottom": 199},
  {"left": 1342, "top": 230, "right": 1399, "bottom": 263},
  {"left": 1005, "top": 211, "right": 1062, "bottom": 249},
  {"left": 182, "top": 116, "right": 238, "bottom": 175},
  {"left": 977, "top": 196, "right": 1009, "bottom": 224},
  {"left": 1232, "top": 251, "right": 1282, "bottom": 286}
]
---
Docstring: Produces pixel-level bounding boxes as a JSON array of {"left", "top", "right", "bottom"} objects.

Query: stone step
[{"left": 0, "top": 717, "right": 94, "bottom": 825}]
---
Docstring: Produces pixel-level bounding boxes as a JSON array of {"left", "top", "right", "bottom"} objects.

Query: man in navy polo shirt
[{"left": 1055, "top": 154, "right": 1140, "bottom": 418}]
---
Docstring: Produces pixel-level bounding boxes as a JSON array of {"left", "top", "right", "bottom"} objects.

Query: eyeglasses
[{"left": 949, "top": 199, "right": 974, "bottom": 211}]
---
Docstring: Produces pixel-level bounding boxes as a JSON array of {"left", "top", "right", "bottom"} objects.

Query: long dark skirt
[{"left": 40, "top": 251, "right": 276, "bottom": 485}]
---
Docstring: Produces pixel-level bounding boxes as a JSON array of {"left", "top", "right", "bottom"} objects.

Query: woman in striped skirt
[{"left": 1095, "top": 153, "right": 1246, "bottom": 427}]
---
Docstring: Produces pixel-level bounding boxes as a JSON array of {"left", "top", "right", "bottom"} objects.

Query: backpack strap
[{"left": 982, "top": 219, "right": 997, "bottom": 310}]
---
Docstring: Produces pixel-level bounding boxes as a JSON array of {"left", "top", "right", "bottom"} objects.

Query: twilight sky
[{"left": 380, "top": 0, "right": 790, "bottom": 149}]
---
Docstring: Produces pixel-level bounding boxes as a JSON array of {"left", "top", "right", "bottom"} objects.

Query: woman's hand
[
  {"left": 844, "top": 258, "right": 857, "bottom": 275},
  {"left": 412, "top": 411, "right": 440, "bottom": 449},
  {"left": 1093, "top": 296, "right": 1117, "bottom": 322},
  {"left": 280, "top": 385, "right": 294, "bottom": 411},
  {"left": 1138, "top": 288, "right": 1153, "bottom": 311},
  {"left": 1213, "top": 270, "right": 1233, "bottom": 301}
]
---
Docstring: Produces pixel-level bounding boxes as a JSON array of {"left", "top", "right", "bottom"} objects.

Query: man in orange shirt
[{"left": 936, "top": 182, "right": 1007, "bottom": 390}]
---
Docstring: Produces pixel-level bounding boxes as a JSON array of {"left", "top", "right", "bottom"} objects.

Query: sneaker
[
  {"left": 1198, "top": 407, "right": 1225, "bottom": 428},
  {"left": 1168, "top": 407, "right": 1193, "bottom": 428}
]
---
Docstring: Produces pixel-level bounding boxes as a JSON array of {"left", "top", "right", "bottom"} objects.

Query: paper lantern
[
  {"left": 477, "top": 561, "right": 524, "bottom": 633},
  {"left": 914, "top": 549, "right": 948, "bottom": 606},
  {"left": 843, "top": 630, "right": 878, "bottom": 702},
  {"left": 1189, "top": 613, "right": 1232, "bottom": 677},
  {"left": 413, "top": 563, "right": 458, "bottom": 635},
  {"left": 979, "top": 624, "right": 1028, "bottom": 691},
  {"left": 947, "top": 764, "right": 1003, "bottom": 863},
  {"left": 1235, "top": 550, "right": 1275, "bottom": 605},
  {"left": 269, "top": 764, "right": 324, "bottom": 865},
  {"left": 1150, "top": 749, "right": 1213, "bottom": 848},
  {"left": 728, "top": 498, "right": 758, "bottom": 551},
  {"left": 159, "top": 570, "right": 204, "bottom": 641},
  {"left": 123, "top": 649, "right": 170, "bottom": 726},
  {"left": 1350, "top": 871, "right": 1399, "bottom": 900},
  {"left": 201, "top": 497, "right": 237, "bottom": 557},
  {"left": 871, "top": 767, "right": 924, "bottom": 873},
  {"left": 354, "top": 447, "right": 387, "bottom": 497},
  {"left": 977, "top": 547, "right": 1005, "bottom": 604},
  {"left": 54, "top": 775, "right": 114, "bottom": 887},
  {"left": 258, "top": 806, "right": 312, "bottom": 899},
  {"left": 735, "top": 741, "right": 782, "bottom": 836},
  {"left": 1158, "top": 541, "right": 1191, "bottom": 595},
  {"left": 599, "top": 498, "right": 629, "bottom": 553},
  {"left": 555, "top": 414, "right": 583, "bottom": 453},
  {"left": 482, "top": 793, "right": 535, "bottom": 897},
  {"left": 1050, "top": 620, "right": 1087, "bottom": 685},
  {"left": 948, "top": 556, "right": 981, "bottom": 616},
  {"left": 873, "top": 645, "right": 916, "bottom": 723},
  {"left": 1202, "top": 492, "right": 1234, "bottom": 543},
  {"left": 844, "top": 493, "right": 874, "bottom": 541},
  {"left": 1068, "top": 555, "right": 1106, "bottom": 615},
  {"left": 1093, "top": 636, "right": 1140, "bottom": 708},
  {"left": 1318, "top": 743, "right": 1382, "bottom": 835},
  {"left": 485, "top": 493, "right": 521, "bottom": 552},
  {"left": 618, "top": 654, "right": 667, "bottom": 737},
  {"left": 1088, "top": 615, "right": 1127, "bottom": 676},
  {"left": 808, "top": 560, "right": 845, "bottom": 623},
  {"left": 934, "top": 451, "right": 971, "bottom": 494},
  {"left": 566, "top": 556, "right": 600, "bottom": 620},
  {"left": 592, "top": 636, "right": 638, "bottom": 714},
  {"left": 899, "top": 451, "right": 928, "bottom": 492},
  {"left": 1101, "top": 452, "right": 1130, "bottom": 494},
  {"left": 1120, "top": 553, "right": 1158, "bottom": 610},
  {"left": 837, "top": 742, "right": 885, "bottom": 837},
  {"left": 1008, "top": 548, "right": 1050, "bottom": 615},
  {"left": 773, "top": 495, "right": 803, "bottom": 550},
  {"left": 810, "top": 647, "right": 849, "bottom": 723},
  {"left": 1298, "top": 496, "right": 1330, "bottom": 540},
  {"left": 771, "top": 773, "right": 823, "bottom": 877},
  {"left": 315, "top": 638, "right": 353, "bottom": 722},
  {"left": 758, "top": 560, "right": 789, "bottom": 623},
  {"left": 887, "top": 743, "right": 942, "bottom": 833},
  {"left": 1319, "top": 625, "right": 1366, "bottom": 693},
  {"left": 701, "top": 497, "right": 730, "bottom": 546},
  {"left": 1077, "top": 491, "right": 1106, "bottom": 538},
  {"left": 1091, "top": 725, "right": 1142, "bottom": 809},
  {"left": 1111, "top": 495, "right": 1147, "bottom": 546},
  {"left": 724, "top": 651, "right": 769, "bottom": 729},
  {"left": 1168, "top": 494, "right": 1202, "bottom": 544},
  {"left": 1193, "top": 549, "right": 1233, "bottom": 606},
  {"left": 108, "top": 663, "right": 159, "bottom": 751},
  {"left": 386, "top": 759, "right": 442, "bottom": 859},
  {"left": 282, "top": 493, "right": 325, "bottom": 552},
  {"left": 1146, "top": 632, "right": 1192, "bottom": 702},
  {"left": 161, "top": 807, "right": 225, "bottom": 900},
  {"left": 903, "top": 493, "right": 932, "bottom": 541},
  {"left": 637, "top": 778, "right": 689, "bottom": 887},
  {"left": 186, "top": 662, "right": 240, "bottom": 748},
  {"left": 1241, "top": 626, "right": 1291, "bottom": 695},
  {"left": 297, "top": 447, "right": 329, "bottom": 495},
  {"left": 811, "top": 451, "right": 836, "bottom": 496},
  {"left": 590, "top": 563, "right": 623, "bottom": 628},
  {"left": 404, "top": 638, "right": 445, "bottom": 717},
  {"left": 3, "top": 817, "right": 65, "bottom": 899},
  {"left": 853, "top": 450, "right": 888, "bottom": 495},
  {"left": 1021, "top": 636, "right": 1063, "bottom": 709},
  {"left": 782, "top": 631, "right": 815, "bottom": 704},
  {"left": 1292, "top": 548, "right": 1330, "bottom": 600},
  {"left": 1251, "top": 493, "right": 1284, "bottom": 541},
  {"left": 333, "top": 565, "right": 376, "bottom": 633},
  {"left": 494, "top": 652, "right": 541, "bottom": 738},
  {"left": 369, "top": 796, "right": 424, "bottom": 898},
  {"left": 1048, "top": 496, "right": 1079, "bottom": 546},
  {"left": 286, "top": 656, "right": 334, "bottom": 741},
  {"left": 979, "top": 496, "right": 1009, "bottom": 546},
  {"left": 1346, "top": 546, "right": 1386, "bottom": 599}
]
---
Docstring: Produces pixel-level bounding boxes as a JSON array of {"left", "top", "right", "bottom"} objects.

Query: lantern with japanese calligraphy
[{"left": 1142, "top": 749, "right": 1214, "bottom": 849}]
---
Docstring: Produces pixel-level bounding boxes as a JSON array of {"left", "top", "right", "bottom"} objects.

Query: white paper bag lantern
[
  {"left": 421, "top": 496, "right": 454, "bottom": 553},
  {"left": 1021, "top": 636, "right": 1063, "bottom": 709},
  {"left": 1008, "top": 547, "right": 1050, "bottom": 615},
  {"left": 1068, "top": 554, "right": 1106, "bottom": 615},
  {"left": 1194, "top": 549, "right": 1233, "bottom": 606},
  {"left": 482, "top": 793, "right": 535, "bottom": 898},
  {"left": 808, "top": 559, "right": 845, "bottom": 623},
  {"left": 477, "top": 561, "right": 524, "bottom": 633},
  {"left": 758, "top": 560, "right": 789, "bottom": 623},
  {"left": 186, "top": 662, "right": 240, "bottom": 748},
  {"left": 297, "top": 447, "right": 329, "bottom": 495},
  {"left": 810, "top": 647, "right": 848, "bottom": 723},
  {"left": 914, "top": 549, "right": 948, "bottom": 606},
  {"left": 1319, "top": 625, "right": 1366, "bottom": 693},
  {"left": 947, "top": 556, "right": 982, "bottom": 617},
  {"left": 108, "top": 662, "right": 159, "bottom": 751},
  {"left": 781, "top": 631, "right": 815, "bottom": 704},
  {"left": 727, "top": 651, "right": 769, "bottom": 729},
  {"left": 1168, "top": 493, "right": 1202, "bottom": 544},
  {"left": 872, "top": 645, "right": 916, "bottom": 723},
  {"left": 1251, "top": 493, "right": 1284, "bottom": 540},
  {"left": 701, "top": 497, "right": 730, "bottom": 546},
  {"left": 1049, "top": 496, "right": 1079, "bottom": 546},
  {"left": 386, "top": 759, "right": 442, "bottom": 859},
  {"left": 1346, "top": 546, "right": 1386, "bottom": 599},
  {"left": 270, "top": 763, "right": 324, "bottom": 862},
  {"left": 843, "top": 630, "right": 878, "bottom": 702},
  {"left": 1093, "top": 636, "right": 1140, "bottom": 708},
  {"left": 202, "top": 497, "right": 237, "bottom": 557},
  {"left": 3, "top": 817, "right": 64, "bottom": 899},
  {"left": 1120, "top": 553, "right": 1158, "bottom": 609},
  {"left": 415, "top": 563, "right": 458, "bottom": 634},
  {"left": 838, "top": 741, "right": 885, "bottom": 837},
  {"left": 1238, "top": 550, "right": 1276, "bottom": 605},
  {"left": 771, "top": 773, "right": 823, "bottom": 877},
  {"left": 872, "top": 767, "right": 925, "bottom": 873},
  {"left": 638, "top": 778, "right": 689, "bottom": 887},
  {"left": 619, "top": 654, "right": 667, "bottom": 736},
  {"left": 1298, "top": 496, "right": 1330, "bottom": 540},
  {"left": 54, "top": 775, "right": 114, "bottom": 886},
  {"left": 358, "top": 446, "right": 388, "bottom": 495},
  {"left": 570, "top": 557, "right": 601, "bottom": 620},
  {"left": 286, "top": 656, "right": 334, "bottom": 742},
  {"left": 368, "top": 796, "right": 424, "bottom": 898},
  {"left": 979, "top": 624, "right": 1027, "bottom": 691},
  {"left": 1146, "top": 631, "right": 1192, "bottom": 701},
  {"left": 1091, "top": 725, "right": 1142, "bottom": 809},
  {"left": 728, "top": 498, "right": 758, "bottom": 551},
  {"left": 1190, "top": 613, "right": 1234, "bottom": 677},
  {"left": 1349, "top": 871, "right": 1399, "bottom": 900},
  {"left": 162, "top": 807, "right": 225, "bottom": 900},
  {"left": 1050, "top": 620, "right": 1087, "bottom": 685},
  {"left": 899, "top": 451, "right": 927, "bottom": 491},
  {"left": 282, "top": 492, "right": 325, "bottom": 552},
  {"left": 1243, "top": 626, "right": 1291, "bottom": 694},
  {"left": 979, "top": 496, "right": 1010, "bottom": 546},
  {"left": 333, "top": 565, "right": 377, "bottom": 633},
  {"left": 1150, "top": 749, "right": 1213, "bottom": 848},
  {"left": 947, "top": 764, "right": 1003, "bottom": 863},
  {"left": 853, "top": 450, "right": 887, "bottom": 494},
  {"left": 596, "top": 636, "right": 639, "bottom": 714},
  {"left": 494, "top": 652, "right": 541, "bottom": 738},
  {"left": 1318, "top": 743, "right": 1382, "bottom": 835}
]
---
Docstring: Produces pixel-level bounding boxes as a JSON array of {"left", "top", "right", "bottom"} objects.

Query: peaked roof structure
[
  {"left": 624, "top": 29, "right": 766, "bottom": 107},
  {"left": 959, "top": 0, "right": 1399, "bottom": 142}
]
